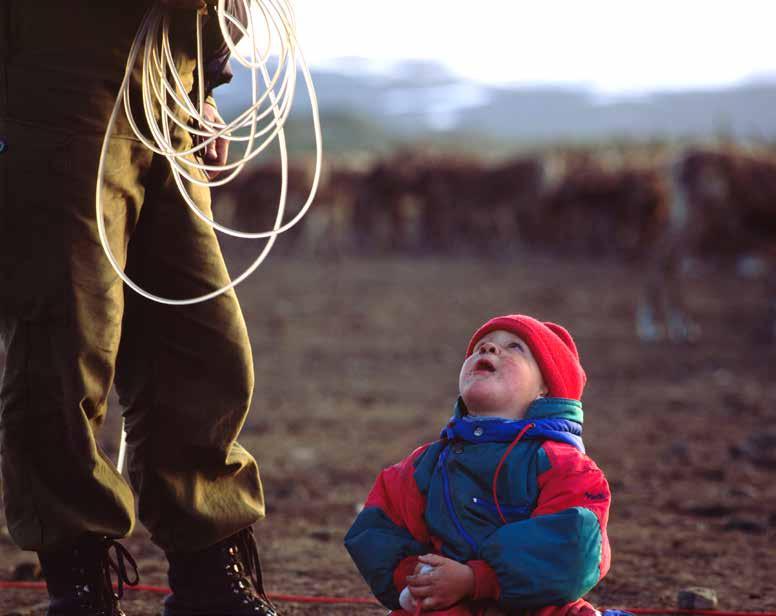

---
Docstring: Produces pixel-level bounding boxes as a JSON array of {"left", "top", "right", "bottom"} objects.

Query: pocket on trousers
[
  {"left": 0, "top": 118, "right": 76, "bottom": 316},
  {"left": 0, "top": 117, "right": 75, "bottom": 182}
]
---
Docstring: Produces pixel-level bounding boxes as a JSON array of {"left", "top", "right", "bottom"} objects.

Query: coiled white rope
[
  {"left": 97, "top": 0, "right": 322, "bottom": 306},
  {"left": 109, "top": 0, "right": 321, "bottom": 473}
]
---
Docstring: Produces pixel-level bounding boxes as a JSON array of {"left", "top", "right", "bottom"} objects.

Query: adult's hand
[
  {"left": 406, "top": 554, "right": 475, "bottom": 612},
  {"left": 201, "top": 102, "right": 229, "bottom": 179}
]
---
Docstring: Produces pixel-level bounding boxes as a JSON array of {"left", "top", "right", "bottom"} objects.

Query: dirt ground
[{"left": 1, "top": 254, "right": 775, "bottom": 615}]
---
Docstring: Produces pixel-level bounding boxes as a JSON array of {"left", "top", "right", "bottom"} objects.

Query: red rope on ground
[
  {"left": 2, "top": 581, "right": 775, "bottom": 614},
  {"left": 622, "top": 610, "right": 774, "bottom": 616},
  {"left": 0, "top": 580, "right": 380, "bottom": 606}
]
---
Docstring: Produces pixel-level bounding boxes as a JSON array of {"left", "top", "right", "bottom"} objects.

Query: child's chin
[{"left": 462, "top": 384, "right": 500, "bottom": 410}]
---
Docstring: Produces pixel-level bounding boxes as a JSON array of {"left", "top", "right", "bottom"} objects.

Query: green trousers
[{"left": 0, "top": 2, "right": 264, "bottom": 553}]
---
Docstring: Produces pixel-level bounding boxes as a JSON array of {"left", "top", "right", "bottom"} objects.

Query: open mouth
[{"left": 473, "top": 358, "right": 496, "bottom": 373}]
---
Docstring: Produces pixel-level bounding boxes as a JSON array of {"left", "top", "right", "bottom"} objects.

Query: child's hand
[
  {"left": 406, "top": 554, "right": 475, "bottom": 611},
  {"left": 568, "top": 603, "right": 599, "bottom": 616}
]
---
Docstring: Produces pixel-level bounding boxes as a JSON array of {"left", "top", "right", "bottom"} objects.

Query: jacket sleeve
[
  {"left": 475, "top": 442, "right": 611, "bottom": 609},
  {"left": 197, "top": 0, "right": 248, "bottom": 98},
  {"left": 344, "top": 444, "right": 434, "bottom": 610}
]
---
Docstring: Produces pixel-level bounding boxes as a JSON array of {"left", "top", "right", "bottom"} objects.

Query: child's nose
[{"left": 480, "top": 341, "right": 498, "bottom": 354}]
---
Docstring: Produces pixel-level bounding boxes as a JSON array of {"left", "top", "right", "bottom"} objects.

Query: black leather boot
[
  {"left": 37, "top": 534, "right": 139, "bottom": 616},
  {"left": 163, "top": 527, "right": 278, "bottom": 616}
]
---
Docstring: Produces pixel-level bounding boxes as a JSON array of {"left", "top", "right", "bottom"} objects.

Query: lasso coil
[
  {"left": 96, "top": 0, "right": 322, "bottom": 306},
  {"left": 109, "top": 0, "right": 321, "bottom": 473}
]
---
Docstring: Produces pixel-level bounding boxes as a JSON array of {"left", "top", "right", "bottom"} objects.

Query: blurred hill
[{"left": 215, "top": 58, "right": 776, "bottom": 155}]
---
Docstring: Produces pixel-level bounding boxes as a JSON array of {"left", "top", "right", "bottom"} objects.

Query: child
[{"left": 345, "top": 314, "right": 620, "bottom": 616}]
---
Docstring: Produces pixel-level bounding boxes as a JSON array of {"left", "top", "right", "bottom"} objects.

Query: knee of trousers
[
  {"left": 218, "top": 331, "right": 255, "bottom": 413},
  {"left": 158, "top": 324, "right": 255, "bottom": 450},
  {"left": 211, "top": 295, "right": 256, "bottom": 414}
]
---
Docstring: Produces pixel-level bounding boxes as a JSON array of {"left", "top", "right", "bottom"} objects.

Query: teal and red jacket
[{"left": 344, "top": 397, "right": 611, "bottom": 612}]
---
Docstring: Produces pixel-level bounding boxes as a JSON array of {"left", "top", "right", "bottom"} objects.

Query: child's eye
[{"left": 508, "top": 342, "right": 524, "bottom": 351}]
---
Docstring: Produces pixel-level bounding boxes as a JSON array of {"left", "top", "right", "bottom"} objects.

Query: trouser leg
[
  {"left": 115, "top": 139, "right": 264, "bottom": 554},
  {"left": 0, "top": 119, "right": 149, "bottom": 551}
]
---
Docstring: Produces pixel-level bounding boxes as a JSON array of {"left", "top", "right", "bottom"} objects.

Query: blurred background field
[{"left": 3, "top": 1, "right": 776, "bottom": 613}]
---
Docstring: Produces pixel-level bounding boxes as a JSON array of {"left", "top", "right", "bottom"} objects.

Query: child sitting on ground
[{"left": 345, "top": 314, "right": 623, "bottom": 616}]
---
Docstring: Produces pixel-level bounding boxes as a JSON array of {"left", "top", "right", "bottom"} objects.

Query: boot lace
[
  {"left": 224, "top": 528, "right": 277, "bottom": 615},
  {"left": 73, "top": 538, "right": 139, "bottom": 616}
]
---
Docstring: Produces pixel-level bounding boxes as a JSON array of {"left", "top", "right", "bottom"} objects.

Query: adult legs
[
  {"left": 114, "top": 133, "right": 271, "bottom": 615},
  {"left": 0, "top": 122, "right": 149, "bottom": 552},
  {"left": 114, "top": 137, "right": 264, "bottom": 554}
]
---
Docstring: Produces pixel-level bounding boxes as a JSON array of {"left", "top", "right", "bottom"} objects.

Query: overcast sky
[{"left": 285, "top": 0, "right": 776, "bottom": 94}]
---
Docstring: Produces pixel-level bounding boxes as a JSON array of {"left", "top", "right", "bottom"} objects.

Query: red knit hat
[{"left": 465, "top": 314, "right": 587, "bottom": 400}]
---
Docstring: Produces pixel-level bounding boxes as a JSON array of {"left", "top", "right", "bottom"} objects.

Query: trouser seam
[{"left": 22, "top": 319, "right": 45, "bottom": 549}]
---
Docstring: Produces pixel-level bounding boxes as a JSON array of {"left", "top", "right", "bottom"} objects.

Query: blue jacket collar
[{"left": 442, "top": 397, "right": 585, "bottom": 453}]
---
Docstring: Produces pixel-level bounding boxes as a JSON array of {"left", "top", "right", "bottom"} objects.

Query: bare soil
[{"left": 1, "top": 255, "right": 775, "bottom": 615}]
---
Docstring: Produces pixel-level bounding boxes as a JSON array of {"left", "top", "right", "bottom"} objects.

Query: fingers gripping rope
[{"left": 96, "top": 0, "right": 322, "bottom": 307}]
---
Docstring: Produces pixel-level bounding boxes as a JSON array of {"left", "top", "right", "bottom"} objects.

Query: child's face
[{"left": 459, "top": 330, "right": 548, "bottom": 419}]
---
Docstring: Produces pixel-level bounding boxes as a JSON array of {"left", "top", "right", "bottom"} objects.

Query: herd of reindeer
[{"left": 215, "top": 143, "right": 776, "bottom": 345}]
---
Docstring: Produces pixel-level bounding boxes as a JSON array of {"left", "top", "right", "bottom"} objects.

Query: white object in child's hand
[{"left": 399, "top": 564, "right": 435, "bottom": 612}]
